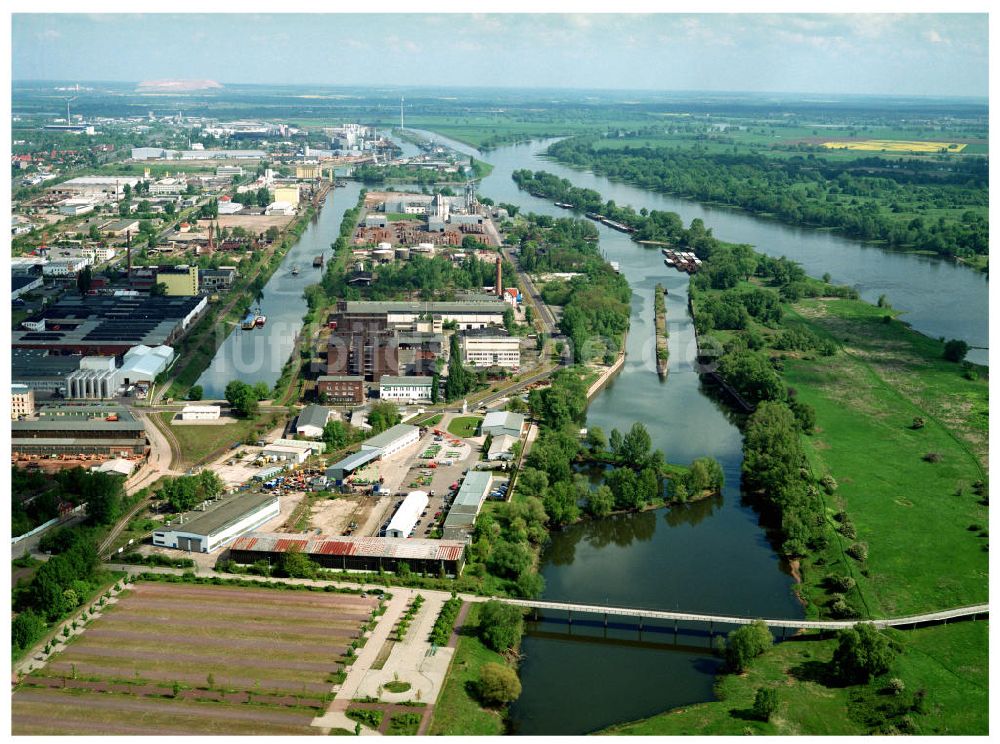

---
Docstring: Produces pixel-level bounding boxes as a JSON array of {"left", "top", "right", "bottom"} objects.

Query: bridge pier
[
  {"left": 604, "top": 612, "right": 608, "bottom": 628},
  {"left": 781, "top": 625, "right": 787, "bottom": 640},
  {"left": 567, "top": 609, "right": 572, "bottom": 626}
]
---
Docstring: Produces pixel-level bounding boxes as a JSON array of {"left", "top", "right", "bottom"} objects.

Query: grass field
[
  {"left": 446, "top": 416, "right": 482, "bottom": 439},
  {"left": 822, "top": 139, "right": 966, "bottom": 153},
  {"left": 12, "top": 581, "right": 380, "bottom": 735},
  {"left": 427, "top": 603, "right": 508, "bottom": 735},
  {"left": 160, "top": 412, "right": 261, "bottom": 469},
  {"left": 603, "top": 620, "right": 987, "bottom": 735},
  {"left": 783, "top": 298, "right": 988, "bottom": 618}
]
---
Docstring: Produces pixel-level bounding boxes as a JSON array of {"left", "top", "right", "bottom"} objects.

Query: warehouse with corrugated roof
[{"left": 229, "top": 532, "right": 466, "bottom": 576}]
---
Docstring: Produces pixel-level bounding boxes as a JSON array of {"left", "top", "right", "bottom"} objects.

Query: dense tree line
[
  {"left": 12, "top": 527, "right": 107, "bottom": 654},
  {"left": 546, "top": 138, "right": 988, "bottom": 258},
  {"left": 13, "top": 467, "right": 124, "bottom": 537},
  {"left": 508, "top": 213, "right": 631, "bottom": 363}
]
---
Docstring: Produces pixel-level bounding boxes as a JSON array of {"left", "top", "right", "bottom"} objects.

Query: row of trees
[
  {"left": 12, "top": 527, "right": 104, "bottom": 653},
  {"left": 159, "top": 471, "right": 224, "bottom": 513}
]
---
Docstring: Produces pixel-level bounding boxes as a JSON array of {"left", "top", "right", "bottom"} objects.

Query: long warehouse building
[
  {"left": 386, "top": 490, "right": 429, "bottom": 538},
  {"left": 152, "top": 492, "right": 280, "bottom": 553},
  {"left": 229, "top": 532, "right": 466, "bottom": 576}
]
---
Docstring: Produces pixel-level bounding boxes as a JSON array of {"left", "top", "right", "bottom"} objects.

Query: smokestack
[
  {"left": 495, "top": 257, "right": 503, "bottom": 297},
  {"left": 126, "top": 230, "right": 132, "bottom": 279}
]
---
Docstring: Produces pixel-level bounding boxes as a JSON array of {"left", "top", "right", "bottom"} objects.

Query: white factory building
[
  {"left": 48, "top": 175, "right": 141, "bottom": 200},
  {"left": 379, "top": 376, "right": 434, "bottom": 403},
  {"left": 359, "top": 423, "right": 420, "bottom": 458},
  {"left": 153, "top": 492, "right": 280, "bottom": 553},
  {"left": 295, "top": 404, "right": 334, "bottom": 439},
  {"left": 262, "top": 441, "right": 313, "bottom": 464},
  {"left": 462, "top": 333, "right": 521, "bottom": 369},
  {"left": 386, "top": 490, "right": 429, "bottom": 538},
  {"left": 64, "top": 345, "right": 175, "bottom": 399}
]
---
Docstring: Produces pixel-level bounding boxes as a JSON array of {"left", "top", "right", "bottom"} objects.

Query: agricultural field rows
[{"left": 12, "top": 582, "right": 381, "bottom": 735}]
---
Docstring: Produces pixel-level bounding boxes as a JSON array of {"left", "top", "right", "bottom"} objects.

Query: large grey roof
[
  {"left": 363, "top": 423, "right": 419, "bottom": 449},
  {"left": 159, "top": 492, "right": 279, "bottom": 538},
  {"left": 297, "top": 404, "right": 332, "bottom": 430}
]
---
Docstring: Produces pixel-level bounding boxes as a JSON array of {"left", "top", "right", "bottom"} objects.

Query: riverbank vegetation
[
  {"left": 604, "top": 620, "right": 987, "bottom": 735},
  {"left": 546, "top": 137, "right": 988, "bottom": 265},
  {"left": 514, "top": 171, "right": 987, "bottom": 733},
  {"left": 428, "top": 602, "right": 524, "bottom": 735},
  {"left": 654, "top": 283, "right": 668, "bottom": 374}
]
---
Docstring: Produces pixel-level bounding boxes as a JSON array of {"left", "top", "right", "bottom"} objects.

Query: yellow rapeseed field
[{"left": 822, "top": 139, "right": 966, "bottom": 152}]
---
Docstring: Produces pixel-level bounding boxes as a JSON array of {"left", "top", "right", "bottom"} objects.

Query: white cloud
[
  {"left": 924, "top": 29, "right": 944, "bottom": 44},
  {"left": 37, "top": 29, "right": 61, "bottom": 41}
]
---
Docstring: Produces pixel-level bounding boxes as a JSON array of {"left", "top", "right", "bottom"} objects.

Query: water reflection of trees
[
  {"left": 664, "top": 491, "right": 724, "bottom": 528},
  {"left": 544, "top": 510, "right": 659, "bottom": 567}
]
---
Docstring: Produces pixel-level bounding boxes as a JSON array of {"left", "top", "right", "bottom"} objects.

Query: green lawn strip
[
  {"left": 602, "top": 622, "right": 987, "bottom": 736},
  {"left": 780, "top": 302, "right": 987, "bottom": 617},
  {"left": 445, "top": 416, "right": 482, "bottom": 438},
  {"left": 157, "top": 413, "right": 262, "bottom": 468},
  {"left": 427, "top": 603, "right": 507, "bottom": 735}
]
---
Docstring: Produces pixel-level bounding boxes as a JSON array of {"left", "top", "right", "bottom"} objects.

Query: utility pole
[{"left": 400, "top": 96, "right": 404, "bottom": 131}]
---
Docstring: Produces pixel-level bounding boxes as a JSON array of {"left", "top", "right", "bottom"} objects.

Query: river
[
  {"left": 193, "top": 128, "right": 987, "bottom": 733},
  {"left": 195, "top": 182, "right": 364, "bottom": 399},
  {"left": 408, "top": 131, "right": 989, "bottom": 733}
]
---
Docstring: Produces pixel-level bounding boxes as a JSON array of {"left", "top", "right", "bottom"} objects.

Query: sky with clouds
[{"left": 11, "top": 13, "right": 989, "bottom": 97}]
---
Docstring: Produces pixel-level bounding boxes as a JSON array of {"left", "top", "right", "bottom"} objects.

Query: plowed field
[{"left": 12, "top": 581, "right": 380, "bottom": 735}]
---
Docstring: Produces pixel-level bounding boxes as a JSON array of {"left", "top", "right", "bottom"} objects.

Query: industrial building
[
  {"left": 461, "top": 329, "right": 521, "bottom": 369},
  {"left": 262, "top": 442, "right": 313, "bottom": 464},
  {"left": 441, "top": 472, "right": 495, "bottom": 540},
  {"left": 12, "top": 350, "right": 84, "bottom": 396},
  {"left": 199, "top": 266, "right": 237, "bottom": 293},
  {"left": 180, "top": 404, "right": 221, "bottom": 420},
  {"left": 270, "top": 438, "right": 325, "bottom": 456},
  {"left": 156, "top": 265, "right": 199, "bottom": 296},
  {"left": 48, "top": 175, "right": 140, "bottom": 200},
  {"left": 386, "top": 490, "right": 429, "bottom": 537},
  {"left": 131, "top": 147, "right": 267, "bottom": 161},
  {"left": 273, "top": 185, "right": 300, "bottom": 205},
  {"left": 487, "top": 434, "right": 519, "bottom": 461},
  {"left": 379, "top": 376, "right": 434, "bottom": 403},
  {"left": 12, "top": 274, "right": 43, "bottom": 300},
  {"left": 325, "top": 449, "right": 381, "bottom": 483},
  {"left": 64, "top": 345, "right": 174, "bottom": 399},
  {"left": 325, "top": 423, "right": 420, "bottom": 484},
  {"left": 336, "top": 299, "right": 507, "bottom": 330},
  {"left": 480, "top": 411, "right": 526, "bottom": 439},
  {"left": 316, "top": 375, "right": 365, "bottom": 405},
  {"left": 11, "top": 403, "right": 148, "bottom": 458},
  {"left": 152, "top": 492, "right": 280, "bottom": 553},
  {"left": 360, "top": 423, "right": 420, "bottom": 457},
  {"left": 229, "top": 532, "right": 466, "bottom": 576},
  {"left": 12, "top": 295, "right": 205, "bottom": 355},
  {"left": 11, "top": 385, "right": 35, "bottom": 420},
  {"left": 295, "top": 404, "right": 334, "bottom": 439}
]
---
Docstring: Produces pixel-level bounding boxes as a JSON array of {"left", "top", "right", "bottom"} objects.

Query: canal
[
  {"left": 195, "top": 181, "right": 364, "bottom": 400},
  {"left": 412, "top": 131, "right": 988, "bottom": 733}
]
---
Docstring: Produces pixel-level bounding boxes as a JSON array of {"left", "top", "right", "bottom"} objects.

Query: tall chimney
[
  {"left": 496, "top": 257, "right": 503, "bottom": 298},
  {"left": 126, "top": 230, "right": 132, "bottom": 279}
]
